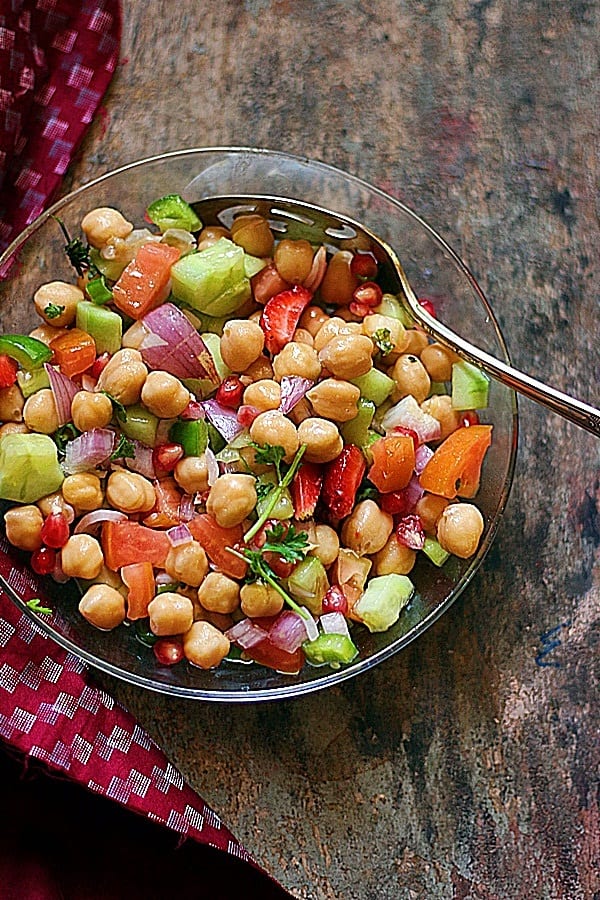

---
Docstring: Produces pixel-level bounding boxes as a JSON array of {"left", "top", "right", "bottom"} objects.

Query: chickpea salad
[{"left": 0, "top": 195, "right": 492, "bottom": 675}]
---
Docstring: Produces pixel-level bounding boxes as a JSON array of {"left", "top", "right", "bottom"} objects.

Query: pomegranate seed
[
  {"left": 350, "top": 251, "right": 378, "bottom": 281},
  {"left": 30, "top": 547, "right": 57, "bottom": 575},
  {"left": 396, "top": 515, "right": 426, "bottom": 550},
  {"left": 348, "top": 301, "right": 371, "bottom": 318},
  {"left": 418, "top": 297, "right": 436, "bottom": 317},
  {"left": 461, "top": 411, "right": 480, "bottom": 427},
  {"left": 89, "top": 352, "right": 111, "bottom": 380},
  {"left": 216, "top": 375, "right": 245, "bottom": 409},
  {"left": 41, "top": 512, "right": 70, "bottom": 549},
  {"left": 153, "top": 638, "right": 184, "bottom": 666},
  {"left": 180, "top": 398, "right": 204, "bottom": 420},
  {"left": 237, "top": 404, "right": 261, "bottom": 427},
  {"left": 263, "top": 551, "right": 295, "bottom": 579},
  {"left": 152, "top": 442, "right": 184, "bottom": 473},
  {"left": 352, "top": 281, "right": 382, "bottom": 309},
  {"left": 322, "top": 585, "right": 348, "bottom": 616}
]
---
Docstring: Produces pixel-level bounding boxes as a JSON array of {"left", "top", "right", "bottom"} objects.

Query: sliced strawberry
[
  {"left": 0, "top": 354, "right": 18, "bottom": 389},
  {"left": 260, "top": 284, "right": 312, "bottom": 354},
  {"left": 290, "top": 462, "right": 323, "bottom": 520},
  {"left": 322, "top": 445, "right": 366, "bottom": 519}
]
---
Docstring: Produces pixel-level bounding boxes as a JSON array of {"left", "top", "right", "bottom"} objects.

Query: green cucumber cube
[
  {"left": 170, "top": 238, "right": 251, "bottom": 316},
  {"left": 76, "top": 301, "right": 122, "bottom": 354},
  {"left": 287, "top": 556, "right": 329, "bottom": 616},
  {"left": 17, "top": 367, "right": 49, "bottom": 398},
  {"left": 120, "top": 404, "right": 159, "bottom": 446},
  {"left": 303, "top": 633, "right": 359, "bottom": 667},
  {"left": 340, "top": 398, "right": 376, "bottom": 448},
  {"left": 351, "top": 369, "right": 395, "bottom": 407},
  {"left": 451, "top": 361, "right": 490, "bottom": 410},
  {"left": 0, "top": 433, "right": 64, "bottom": 503},
  {"left": 422, "top": 537, "right": 450, "bottom": 567},
  {"left": 146, "top": 194, "right": 202, "bottom": 233},
  {"left": 353, "top": 573, "right": 414, "bottom": 632}
]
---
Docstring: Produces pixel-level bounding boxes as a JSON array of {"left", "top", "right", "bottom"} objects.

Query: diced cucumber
[
  {"left": 451, "top": 361, "right": 490, "bottom": 410},
  {"left": 0, "top": 433, "right": 64, "bottom": 502},
  {"left": 76, "top": 301, "right": 122, "bottom": 354},
  {"left": 351, "top": 369, "right": 395, "bottom": 407},
  {"left": 170, "top": 238, "right": 251, "bottom": 316},
  {"left": 353, "top": 573, "right": 414, "bottom": 632},
  {"left": 287, "top": 557, "right": 329, "bottom": 616},
  {"left": 244, "top": 254, "right": 266, "bottom": 278},
  {"left": 120, "top": 404, "right": 159, "bottom": 446},
  {"left": 303, "top": 633, "right": 359, "bottom": 667},
  {"left": 146, "top": 194, "right": 202, "bottom": 233},
  {"left": 17, "top": 367, "right": 49, "bottom": 398},
  {"left": 422, "top": 537, "right": 450, "bottom": 567},
  {"left": 255, "top": 472, "right": 293, "bottom": 521},
  {"left": 340, "top": 398, "right": 376, "bottom": 449},
  {"left": 374, "top": 293, "right": 413, "bottom": 327},
  {"left": 169, "top": 419, "right": 208, "bottom": 456}
]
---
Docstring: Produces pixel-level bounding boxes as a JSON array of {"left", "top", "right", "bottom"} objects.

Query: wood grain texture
[{"left": 62, "top": 1, "right": 599, "bottom": 897}]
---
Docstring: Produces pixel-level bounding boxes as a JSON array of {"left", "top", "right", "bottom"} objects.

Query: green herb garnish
[
  {"left": 26, "top": 598, "right": 52, "bottom": 615},
  {"left": 262, "top": 523, "right": 309, "bottom": 564},
  {"left": 255, "top": 481, "right": 274, "bottom": 501},
  {"left": 373, "top": 328, "right": 394, "bottom": 356},
  {"left": 252, "top": 443, "right": 286, "bottom": 478},
  {"left": 228, "top": 546, "right": 307, "bottom": 618},
  {"left": 44, "top": 303, "right": 65, "bottom": 320},
  {"left": 53, "top": 422, "right": 81, "bottom": 458},
  {"left": 102, "top": 392, "right": 127, "bottom": 423},
  {"left": 110, "top": 433, "right": 136, "bottom": 461},
  {"left": 245, "top": 444, "right": 306, "bottom": 543},
  {"left": 54, "top": 217, "right": 92, "bottom": 277}
]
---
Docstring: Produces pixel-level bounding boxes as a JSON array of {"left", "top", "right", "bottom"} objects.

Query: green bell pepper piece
[
  {"left": 0, "top": 335, "right": 52, "bottom": 371},
  {"left": 303, "top": 633, "right": 359, "bottom": 667}
]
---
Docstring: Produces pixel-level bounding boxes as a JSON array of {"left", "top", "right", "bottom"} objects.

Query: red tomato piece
[
  {"left": 419, "top": 425, "right": 493, "bottom": 499},
  {"left": 102, "top": 521, "right": 171, "bottom": 570},
  {"left": 368, "top": 435, "right": 415, "bottom": 494},
  {"left": 112, "top": 242, "right": 181, "bottom": 320},
  {"left": 121, "top": 561, "right": 155, "bottom": 620},
  {"left": 243, "top": 638, "right": 305, "bottom": 674},
  {"left": 187, "top": 514, "right": 247, "bottom": 579}
]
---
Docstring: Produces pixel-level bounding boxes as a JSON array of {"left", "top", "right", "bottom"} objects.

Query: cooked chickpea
[
  {"left": 306, "top": 379, "right": 360, "bottom": 422},
  {"left": 287, "top": 397, "right": 312, "bottom": 426},
  {"left": 71, "top": 391, "right": 113, "bottom": 431},
  {"left": 0, "top": 422, "right": 28, "bottom": 436},
  {"left": 33, "top": 281, "right": 83, "bottom": 327},
  {"left": 421, "top": 394, "right": 462, "bottom": 440},
  {"left": 391, "top": 354, "right": 431, "bottom": 404},
  {"left": 140, "top": 371, "right": 190, "bottom": 418},
  {"left": 196, "top": 225, "right": 231, "bottom": 251},
  {"left": 362, "top": 314, "right": 409, "bottom": 356},
  {"left": 341, "top": 500, "right": 393, "bottom": 555},
  {"left": 23, "top": 389, "right": 59, "bottom": 434},
  {"left": 240, "top": 581, "right": 284, "bottom": 618},
  {"left": 292, "top": 328, "right": 314, "bottom": 347},
  {"left": 62, "top": 473, "right": 104, "bottom": 511},
  {"left": 79, "top": 584, "right": 126, "bottom": 630},
  {"left": 0, "top": 384, "right": 24, "bottom": 422},
  {"left": 319, "top": 250, "right": 359, "bottom": 306},
  {"left": 206, "top": 473, "right": 257, "bottom": 528},
  {"left": 165, "top": 541, "right": 209, "bottom": 587},
  {"left": 220, "top": 320, "right": 265, "bottom": 372},
  {"left": 197, "top": 572, "right": 240, "bottom": 614},
  {"left": 318, "top": 334, "right": 373, "bottom": 380},
  {"left": 251, "top": 263, "right": 290, "bottom": 305},
  {"left": 148, "top": 591, "right": 194, "bottom": 636},
  {"left": 183, "top": 621, "right": 230, "bottom": 669},
  {"left": 243, "top": 379, "right": 281, "bottom": 411},
  {"left": 436, "top": 503, "right": 484, "bottom": 558},
  {"left": 230, "top": 214, "right": 274, "bottom": 257},
  {"left": 272, "top": 342, "right": 321, "bottom": 381},
  {"left": 4, "top": 505, "right": 43, "bottom": 551},
  {"left": 420, "top": 343, "right": 457, "bottom": 383},
  {"left": 95, "top": 348, "right": 148, "bottom": 406},
  {"left": 299, "top": 305, "right": 330, "bottom": 337},
  {"left": 415, "top": 493, "right": 450, "bottom": 534},
  {"left": 173, "top": 455, "right": 210, "bottom": 493},
  {"left": 306, "top": 522, "right": 340, "bottom": 567},
  {"left": 297, "top": 417, "right": 343, "bottom": 464},
  {"left": 106, "top": 470, "right": 155, "bottom": 514},
  {"left": 81, "top": 207, "right": 133, "bottom": 248},
  {"left": 313, "top": 317, "right": 361, "bottom": 353},
  {"left": 61, "top": 534, "right": 104, "bottom": 580},
  {"left": 242, "top": 354, "right": 274, "bottom": 381},
  {"left": 373, "top": 534, "right": 416, "bottom": 575},
  {"left": 28, "top": 324, "right": 66, "bottom": 345},
  {"left": 250, "top": 411, "right": 299, "bottom": 460},
  {"left": 403, "top": 328, "right": 429, "bottom": 356},
  {"left": 36, "top": 491, "right": 72, "bottom": 518},
  {"left": 274, "top": 239, "right": 314, "bottom": 284}
]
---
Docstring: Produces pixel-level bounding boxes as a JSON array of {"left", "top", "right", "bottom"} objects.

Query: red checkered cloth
[{"left": 0, "top": 3, "right": 291, "bottom": 896}]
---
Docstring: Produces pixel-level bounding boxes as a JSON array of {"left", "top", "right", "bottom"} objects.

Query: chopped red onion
[
  {"left": 268, "top": 610, "right": 311, "bottom": 653},
  {"left": 80, "top": 374, "right": 96, "bottom": 392},
  {"left": 201, "top": 398, "right": 244, "bottom": 442},
  {"left": 320, "top": 612, "right": 350, "bottom": 638},
  {"left": 381, "top": 395, "right": 441, "bottom": 444},
  {"left": 155, "top": 571, "right": 176, "bottom": 587},
  {"left": 140, "top": 302, "right": 220, "bottom": 383},
  {"left": 225, "top": 618, "right": 269, "bottom": 650},
  {"left": 414, "top": 443, "right": 434, "bottom": 474},
  {"left": 204, "top": 447, "right": 219, "bottom": 486},
  {"left": 64, "top": 428, "right": 115, "bottom": 474},
  {"left": 303, "top": 245, "right": 327, "bottom": 293},
  {"left": 51, "top": 553, "right": 69, "bottom": 584},
  {"left": 124, "top": 440, "right": 156, "bottom": 478},
  {"left": 404, "top": 474, "right": 425, "bottom": 508},
  {"left": 167, "top": 523, "right": 193, "bottom": 547},
  {"left": 300, "top": 608, "right": 319, "bottom": 642},
  {"left": 179, "top": 493, "right": 195, "bottom": 522},
  {"left": 44, "top": 363, "right": 79, "bottom": 426},
  {"left": 74, "top": 509, "right": 128, "bottom": 536},
  {"left": 278, "top": 376, "right": 314, "bottom": 415}
]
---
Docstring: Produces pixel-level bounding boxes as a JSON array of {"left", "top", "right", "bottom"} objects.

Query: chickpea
[
  {"left": 71, "top": 391, "right": 113, "bottom": 432},
  {"left": 293, "top": 328, "right": 314, "bottom": 347},
  {"left": 33, "top": 281, "right": 83, "bottom": 328},
  {"left": 174, "top": 455, "right": 210, "bottom": 493},
  {"left": 299, "top": 305, "right": 330, "bottom": 337},
  {"left": 0, "top": 384, "right": 24, "bottom": 422},
  {"left": 220, "top": 320, "right": 265, "bottom": 372},
  {"left": 421, "top": 395, "right": 462, "bottom": 441},
  {"left": 0, "top": 422, "right": 28, "bottom": 437},
  {"left": 146, "top": 591, "right": 193, "bottom": 636},
  {"left": 4, "top": 505, "right": 43, "bottom": 551},
  {"left": 240, "top": 581, "right": 284, "bottom": 618},
  {"left": 362, "top": 314, "right": 409, "bottom": 356},
  {"left": 297, "top": 417, "right": 343, "bottom": 464},
  {"left": 242, "top": 379, "right": 281, "bottom": 412},
  {"left": 306, "top": 379, "right": 360, "bottom": 422},
  {"left": 319, "top": 250, "right": 359, "bottom": 306},
  {"left": 36, "top": 491, "right": 72, "bottom": 519},
  {"left": 318, "top": 334, "right": 373, "bottom": 380},
  {"left": 165, "top": 541, "right": 209, "bottom": 587},
  {"left": 272, "top": 342, "right": 321, "bottom": 381},
  {"left": 251, "top": 263, "right": 290, "bottom": 305},
  {"left": 242, "top": 354, "right": 274, "bottom": 381},
  {"left": 287, "top": 397, "right": 313, "bottom": 426},
  {"left": 403, "top": 328, "right": 429, "bottom": 356},
  {"left": 420, "top": 343, "right": 457, "bottom": 383},
  {"left": 81, "top": 207, "right": 133, "bottom": 248},
  {"left": 415, "top": 493, "right": 450, "bottom": 534},
  {"left": 62, "top": 473, "right": 104, "bottom": 511},
  {"left": 140, "top": 371, "right": 190, "bottom": 418},
  {"left": 95, "top": 348, "right": 148, "bottom": 406},
  {"left": 183, "top": 621, "right": 230, "bottom": 669},
  {"left": 250, "top": 411, "right": 299, "bottom": 460},
  {"left": 230, "top": 214, "right": 274, "bottom": 257},
  {"left": 341, "top": 500, "right": 393, "bottom": 555},
  {"left": 274, "top": 239, "right": 314, "bottom": 284},
  {"left": 206, "top": 473, "right": 257, "bottom": 528},
  {"left": 373, "top": 534, "right": 416, "bottom": 576},
  {"left": 29, "top": 324, "right": 66, "bottom": 345},
  {"left": 391, "top": 354, "right": 431, "bottom": 404},
  {"left": 61, "top": 534, "right": 104, "bottom": 580},
  {"left": 197, "top": 572, "right": 240, "bottom": 614},
  {"left": 197, "top": 225, "right": 231, "bottom": 251},
  {"left": 79, "top": 584, "right": 126, "bottom": 630},
  {"left": 313, "top": 317, "right": 361, "bottom": 353},
  {"left": 106, "top": 470, "right": 155, "bottom": 514},
  {"left": 23, "top": 389, "right": 59, "bottom": 434},
  {"left": 436, "top": 503, "right": 484, "bottom": 558},
  {"left": 306, "top": 522, "right": 340, "bottom": 567}
]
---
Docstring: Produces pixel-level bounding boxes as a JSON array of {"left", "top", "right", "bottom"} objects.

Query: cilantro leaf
[
  {"left": 110, "top": 433, "right": 136, "bottom": 461},
  {"left": 255, "top": 481, "right": 274, "bottom": 501},
  {"left": 102, "top": 392, "right": 127, "bottom": 423},
  {"left": 53, "top": 422, "right": 81, "bottom": 459},
  {"left": 251, "top": 443, "right": 286, "bottom": 478},
  {"left": 26, "top": 598, "right": 52, "bottom": 615},
  {"left": 54, "top": 217, "right": 93, "bottom": 277},
  {"left": 229, "top": 546, "right": 307, "bottom": 618},
  {"left": 373, "top": 328, "right": 394, "bottom": 356},
  {"left": 44, "top": 302, "right": 65, "bottom": 320},
  {"left": 262, "top": 523, "right": 309, "bottom": 563}
]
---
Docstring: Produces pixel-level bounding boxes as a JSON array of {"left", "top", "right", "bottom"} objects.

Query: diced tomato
[
  {"left": 143, "top": 477, "right": 182, "bottom": 528},
  {"left": 187, "top": 514, "right": 247, "bottom": 579},
  {"left": 112, "top": 242, "right": 181, "bottom": 320},
  {"left": 121, "top": 561, "right": 155, "bottom": 620},
  {"left": 322, "top": 445, "right": 366, "bottom": 519},
  {"left": 419, "top": 424, "right": 493, "bottom": 499},
  {"left": 290, "top": 462, "right": 323, "bottom": 520},
  {"left": 242, "top": 638, "right": 305, "bottom": 674},
  {"left": 102, "top": 520, "right": 171, "bottom": 570},
  {"left": 260, "top": 284, "right": 312, "bottom": 354},
  {"left": 368, "top": 435, "right": 415, "bottom": 494},
  {"left": 0, "top": 354, "right": 18, "bottom": 389},
  {"left": 49, "top": 328, "right": 96, "bottom": 378}
]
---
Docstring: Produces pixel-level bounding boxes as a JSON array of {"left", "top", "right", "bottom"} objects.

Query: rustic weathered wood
[{"left": 62, "top": 2, "right": 600, "bottom": 897}]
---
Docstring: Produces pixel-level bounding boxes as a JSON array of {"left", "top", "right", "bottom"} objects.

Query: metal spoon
[{"left": 191, "top": 195, "right": 600, "bottom": 437}]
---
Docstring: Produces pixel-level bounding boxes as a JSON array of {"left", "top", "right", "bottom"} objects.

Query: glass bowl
[{"left": 0, "top": 148, "right": 517, "bottom": 701}]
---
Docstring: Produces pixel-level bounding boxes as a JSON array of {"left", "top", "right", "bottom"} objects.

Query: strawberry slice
[
  {"left": 322, "top": 445, "right": 366, "bottom": 519},
  {"left": 260, "top": 284, "right": 312, "bottom": 354},
  {"left": 290, "top": 462, "right": 323, "bottom": 520},
  {"left": 0, "top": 354, "right": 18, "bottom": 389}
]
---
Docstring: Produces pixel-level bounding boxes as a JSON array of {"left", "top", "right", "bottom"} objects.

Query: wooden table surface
[{"left": 62, "top": 2, "right": 599, "bottom": 897}]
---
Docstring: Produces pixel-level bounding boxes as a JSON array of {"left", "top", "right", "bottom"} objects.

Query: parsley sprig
[
  {"left": 44, "top": 302, "right": 65, "bottom": 320},
  {"left": 228, "top": 545, "right": 307, "bottom": 617},
  {"left": 262, "top": 523, "right": 309, "bottom": 564},
  {"left": 373, "top": 327, "right": 394, "bottom": 356},
  {"left": 54, "top": 217, "right": 93, "bottom": 277},
  {"left": 244, "top": 443, "right": 306, "bottom": 543},
  {"left": 26, "top": 598, "right": 52, "bottom": 615},
  {"left": 110, "top": 433, "right": 135, "bottom": 461}
]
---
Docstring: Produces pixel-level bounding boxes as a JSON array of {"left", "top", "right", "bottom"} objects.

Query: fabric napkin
[{"left": 0, "top": 3, "right": 292, "bottom": 896}]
